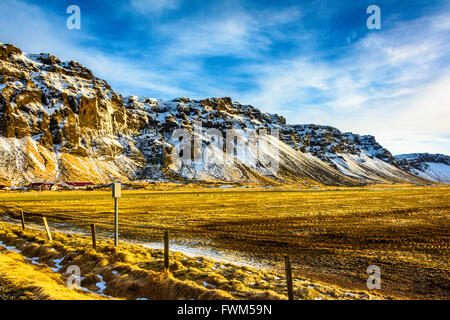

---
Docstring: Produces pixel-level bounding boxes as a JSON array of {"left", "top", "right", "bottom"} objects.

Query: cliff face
[
  {"left": 0, "top": 44, "right": 434, "bottom": 186},
  {"left": 395, "top": 153, "right": 450, "bottom": 184},
  {"left": 0, "top": 43, "right": 150, "bottom": 185}
]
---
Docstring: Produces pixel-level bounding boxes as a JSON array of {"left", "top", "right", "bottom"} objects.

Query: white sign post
[{"left": 112, "top": 182, "right": 121, "bottom": 246}]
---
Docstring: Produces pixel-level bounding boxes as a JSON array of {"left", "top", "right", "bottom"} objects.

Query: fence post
[
  {"left": 112, "top": 183, "right": 121, "bottom": 246},
  {"left": 114, "top": 197, "right": 118, "bottom": 246},
  {"left": 284, "top": 255, "right": 294, "bottom": 300},
  {"left": 43, "top": 217, "right": 52, "bottom": 241},
  {"left": 164, "top": 230, "right": 169, "bottom": 270},
  {"left": 91, "top": 223, "right": 97, "bottom": 249},
  {"left": 20, "top": 209, "right": 25, "bottom": 230}
]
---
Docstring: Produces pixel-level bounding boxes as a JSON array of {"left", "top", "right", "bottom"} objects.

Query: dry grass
[
  {"left": 0, "top": 223, "right": 380, "bottom": 300},
  {"left": 0, "top": 183, "right": 449, "bottom": 299},
  {"left": 0, "top": 246, "right": 105, "bottom": 300}
]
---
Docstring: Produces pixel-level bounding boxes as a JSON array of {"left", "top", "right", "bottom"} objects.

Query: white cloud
[
  {"left": 0, "top": 0, "right": 448, "bottom": 155},
  {"left": 157, "top": 7, "right": 302, "bottom": 59},
  {"left": 161, "top": 15, "right": 262, "bottom": 57},
  {"left": 0, "top": 0, "right": 187, "bottom": 97},
  {"left": 235, "top": 11, "right": 450, "bottom": 155}
]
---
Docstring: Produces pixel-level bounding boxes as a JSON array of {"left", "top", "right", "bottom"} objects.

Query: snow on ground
[
  {"left": 412, "top": 162, "right": 450, "bottom": 184},
  {"left": 140, "top": 241, "right": 270, "bottom": 270},
  {"left": 0, "top": 213, "right": 271, "bottom": 271},
  {"left": 203, "top": 280, "right": 216, "bottom": 288},
  {"left": 96, "top": 275, "right": 107, "bottom": 294},
  {"left": 50, "top": 257, "right": 65, "bottom": 272},
  {"left": 329, "top": 151, "right": 420, "bottom": 183}
]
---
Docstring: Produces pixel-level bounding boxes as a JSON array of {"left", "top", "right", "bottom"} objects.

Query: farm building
[
  {"left": 28, "top": 183, "right": 58, "bottom": 191},
  {"left": 63, "top": 182, "right": 95, "bottom": 190}
]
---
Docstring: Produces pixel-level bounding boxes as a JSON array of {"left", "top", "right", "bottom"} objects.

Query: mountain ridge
[
  {"left": 0, "top": 43, "right": 444, "bottom": 186},
  {"left": 394, "top": 153, "right": 450, "bottom": 184}
]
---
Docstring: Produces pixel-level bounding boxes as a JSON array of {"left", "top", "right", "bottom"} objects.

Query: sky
[{"left": 0, "top": 0, "right": 449, "bottom": 155}]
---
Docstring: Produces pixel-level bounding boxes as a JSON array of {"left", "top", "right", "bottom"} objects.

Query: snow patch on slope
[{"left": 411, "top": 162, "right": 450, "bottom": 184}]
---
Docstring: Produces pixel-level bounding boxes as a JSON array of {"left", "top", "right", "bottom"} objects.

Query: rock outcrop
[
  {"left": 395, "top": 153, "right": 450, "bottom": 184},
  {"left": 0, "top": 44, "right": 437, "bottom": 186}
]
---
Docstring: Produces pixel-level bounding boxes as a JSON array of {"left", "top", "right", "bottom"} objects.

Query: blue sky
[{"left": 1, "top": 0, "right": 449, "bottom": 155}]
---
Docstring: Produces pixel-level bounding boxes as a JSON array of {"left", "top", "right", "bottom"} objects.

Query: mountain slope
[
  {"left": 395, "top": 153, "right": 450, "bottom": 184},
  {"left": 0, "top": 43, "right": 432, "bottom": 186}
]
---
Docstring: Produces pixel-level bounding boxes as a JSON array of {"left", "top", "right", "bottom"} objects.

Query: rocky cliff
[
  {"left": 395, "top": 153, "right": 450, "bottom": 184},
  {"left": 0, "top": 44, "right": 436, "bottom": 186}
]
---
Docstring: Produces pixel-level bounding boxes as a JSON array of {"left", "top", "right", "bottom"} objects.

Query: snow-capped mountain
[
  {"left": 0, "top": 43, "right": 440, "bottom": 186},
  {"left": 395, "top": 153, "right": 450, "bottom": 184}
]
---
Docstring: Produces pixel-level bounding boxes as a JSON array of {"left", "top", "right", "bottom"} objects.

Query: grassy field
[
  {"left": 1, "top": 223, "right": 383, "bottom": 300},
  {"left": 0, "top": 184, "right": 449, "bottom": 299}
]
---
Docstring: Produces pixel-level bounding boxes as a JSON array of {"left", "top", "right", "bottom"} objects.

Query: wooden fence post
[
  {"left": 284, "top": 255, "right": 294, "bottom": 300},
  {"left": 91, "top": 223, "right": 97, "bottom": 249},
  {"left": 20, "top": 209, "right": 25, "bottom": 230},
  {"left": 164, "top": 230, "right": 169, "bottom": 270},
  {"left": 42, "top": 217, "right": 52, "bottom": 241}
]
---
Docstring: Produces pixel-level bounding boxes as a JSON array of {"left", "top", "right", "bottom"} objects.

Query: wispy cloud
[
  {"left": 156, "top": 6, "right": 302, "bottom": 59},
  {"left": 235, "top": 10, "right": 450, "bottom": 154},
  {"left": 0, "top": 0, "right": 449, "bottom": 155},
  {"left": 0, "top": 0, "right": 189, "bottom": 97}
]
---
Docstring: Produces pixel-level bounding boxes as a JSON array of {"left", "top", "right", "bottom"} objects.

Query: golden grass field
[
  {"left": 1, "top": 223, "right": 384, "bottom": 300},
  {"left": 0, "top": 183, "right": 449, "bottom": 299}
]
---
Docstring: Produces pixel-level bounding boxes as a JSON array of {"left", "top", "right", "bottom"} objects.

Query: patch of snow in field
[
  {"left": 203, "top": 281, "right": 216, "bottom": 288},
  {"left": 96, "top": 275, "right": 107, "bottom": 294},
  {"left": 0, "top": 240, "right": 43, "bottom": 266},
  {"left": 344, "top": 292, "right": 356, "bottom": 297},
  {"left": 0, "top": 215, "right": 91, "bottom": 237},
  {"left": 50, "top": 257, "right": 64, "bottom": 272},
  {"left": 0, "top": 240, "right": 21, "bottom": 253},
  {"left": 75, "top": 275, "right": 113, "bottom": 298},
  {"left": 140, "top": 241, "right": 269, "bottom": 270},
  {"left": 212, "top": 263, "right": 228, "bottom": 270}
]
